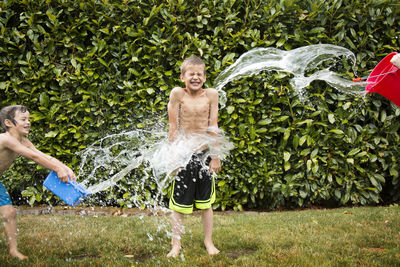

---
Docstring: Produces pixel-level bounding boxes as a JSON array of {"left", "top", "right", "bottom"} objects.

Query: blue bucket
[{"left": 43, "top": 171, "right": 91, "bottom": 206}]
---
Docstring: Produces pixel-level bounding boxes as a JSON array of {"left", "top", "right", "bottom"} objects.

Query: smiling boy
[
  {"left": 0, "top": 105, "right": 76, "bottom": 260},
  {"left": 167, "top": 55, "right": 221, "bottom": 257}
]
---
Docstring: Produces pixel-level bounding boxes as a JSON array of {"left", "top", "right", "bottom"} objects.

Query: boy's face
[
  {"left": 7, "top": 110, "right": 31, "bottom": 136},
  {"left": 180, "top": 64, "right": 206, "bottom": 92}
]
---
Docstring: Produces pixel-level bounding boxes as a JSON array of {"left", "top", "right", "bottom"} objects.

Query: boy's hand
[
  {"left": 64, "top": 166, "right": 76, "bottom": 181},
  {"left": 56, "top": 168, "right": 70, "bottom": 183},
  {"left": 209, "top": 158, "right": 221, "bottom": 173}
]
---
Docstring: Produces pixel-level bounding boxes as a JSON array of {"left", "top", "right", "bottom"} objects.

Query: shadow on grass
[
  {"left": 225, "top": 248, "right": 256, "bottom": 259},
  {"left": 119, "top": 247, "right": 154, "bottom": 262}
]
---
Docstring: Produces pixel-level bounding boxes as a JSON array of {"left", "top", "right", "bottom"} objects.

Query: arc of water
[{"left": 213, "top": 44, "right": 363, "bottom": 108}]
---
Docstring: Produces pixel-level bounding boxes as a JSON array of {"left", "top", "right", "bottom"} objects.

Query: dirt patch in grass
[
  {"left": 120, "top": 248, "right": 153, "bottom": 262},
  {"left": 226, "top": 248, "right": 256, "bottom": 259},
  {"left": 133, "top": 252, "right": 152, "bottom": 262}
]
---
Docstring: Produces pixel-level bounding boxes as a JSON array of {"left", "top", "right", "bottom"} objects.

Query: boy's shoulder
[
  {"left": 170, "top": 87, "right": 185, "bottom": 99},
  {"left": 171, "top": 87, "right": 185, "bottom": 93},
  {"left": 204, "top": 87, "right": 217, "bottom": 93},
  {"left": 0, "top": 133, "right": 30, "bottom": 147},
  {"left": 0, "top": 132, "right": 7, "bottom": 143},
  {"left": 0, "top": 133, "right": 9, "bottom": 149},
  {"left": 204, "top": 88, "right": 218, "bottom": 98}
]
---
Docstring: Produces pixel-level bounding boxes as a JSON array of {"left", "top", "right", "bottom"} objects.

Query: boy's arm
[
  {"left": 3, "top": 136, "right": 74, "bottom": 182},
  {"left": 208, "top": 88, "right": 221, "bottom": 173},
  {"left": 167, "top": 87, "right": 182, "bottom": 176},
  {"left": 168, "top": 87, "right": 181, "bottom": 143},
  {"left": 27, "top": 141, "right": 76, "bottom": 181},
  {"left": 208, "top": 88, "right": 219, "bottom": 133}
]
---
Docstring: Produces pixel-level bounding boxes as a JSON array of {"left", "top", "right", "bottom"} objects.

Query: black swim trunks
[{"left": 169, "top": 150, "right": 215, "bottom": 214}]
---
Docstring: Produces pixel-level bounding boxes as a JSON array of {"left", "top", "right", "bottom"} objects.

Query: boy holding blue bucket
[{"left": 0, "top": 105, "right": 76, "bottom": 260}]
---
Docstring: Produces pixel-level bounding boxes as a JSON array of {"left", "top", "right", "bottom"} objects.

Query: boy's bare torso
[
  {"left": 0, "top": 134, "right": 25, "bottom": 175},
  {"left": 178, "top": 88, "right": 211, "bottom": 135}
]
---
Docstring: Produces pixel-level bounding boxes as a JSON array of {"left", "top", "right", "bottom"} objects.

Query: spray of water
[
  {"left": 214, "top": 44, "right": 365, "bottom": 108},
  {"left": 77, "top": 124, "right": 233, "bottom": 212}
]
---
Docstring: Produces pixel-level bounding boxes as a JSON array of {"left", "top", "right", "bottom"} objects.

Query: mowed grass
[{"left": 0, "top": 206, "right": 399, "bottom": 266}]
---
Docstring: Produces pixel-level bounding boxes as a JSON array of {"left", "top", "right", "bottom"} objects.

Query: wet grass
[{"left": 0, "top": 205, "right": 399, "bottom": 266}]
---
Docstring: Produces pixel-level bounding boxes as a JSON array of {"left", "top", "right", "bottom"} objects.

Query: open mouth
[{"left": 191, "top": 81, "right": 201, "bottom": 86}]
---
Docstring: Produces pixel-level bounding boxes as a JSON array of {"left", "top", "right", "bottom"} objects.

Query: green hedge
[{"left": 0, "top": 0, "right": 399, "bottom": 209}]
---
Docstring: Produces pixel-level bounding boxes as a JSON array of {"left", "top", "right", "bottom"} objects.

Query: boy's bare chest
[
  {"left": 180, "top": 95, "right": 210, "bottom": 116},
  {"left": 0, "top": 148, "right": 18, "bottom": 173}
]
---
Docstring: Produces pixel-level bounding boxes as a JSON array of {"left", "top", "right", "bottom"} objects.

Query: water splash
[
  {"left": 77, "top": 123, "right": 233, "bottom": 212},
  {"left": 214, "top": 44, "right": 365, "bottom": 108}
]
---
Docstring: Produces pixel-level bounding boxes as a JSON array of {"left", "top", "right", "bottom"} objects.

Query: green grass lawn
[{"left": 1, "top": 205, "right": 399, "bottom": 266}]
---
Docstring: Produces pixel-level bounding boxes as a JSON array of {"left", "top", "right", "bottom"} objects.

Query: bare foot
[
  {"left": 204, "top": 240, "right": 220, "bottom": 255},
  {"left": 167, "top": 241, "right": 181, "bottom": 258},
  {"left": 10, "top": 249, "right": 28, "bottom": 260}
]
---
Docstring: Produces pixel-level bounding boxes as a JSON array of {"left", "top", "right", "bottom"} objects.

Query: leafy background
[{"left": 0, "top": 0, "right": 399, "bottom": 210}]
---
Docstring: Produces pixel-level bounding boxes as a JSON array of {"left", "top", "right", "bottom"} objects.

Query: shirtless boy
[
  {"left": 0, "top": 105, "right": 76, "bottom": 260},
  {"left": 167, "top": 55, "right": 221, "bottom": 257}
]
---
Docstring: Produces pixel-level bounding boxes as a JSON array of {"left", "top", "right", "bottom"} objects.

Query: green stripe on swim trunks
[
  {"left": 170, "top": 194, "right": 193, "bottom": 208},
  {"left": 169, "top": 180, "right": 192, "bottom": 208},
  {"left": 169, "top": 197, "right": 193, "bottom": 214},
  {"left": 194, "top": 179, "right": 216, "bottom": 209},
  {"left": 195, "top": 176, "right": 216, "bottom": 204},
  {"left": 195, "top": 202, "right": 212, "bottom": 210},
  {"left": 169, "top": 180, "right": 193, "bottom": 214}
]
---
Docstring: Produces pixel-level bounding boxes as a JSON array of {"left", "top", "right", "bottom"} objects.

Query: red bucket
[{"left": 365, "top": 52, "right": 400, "bottom": 106}]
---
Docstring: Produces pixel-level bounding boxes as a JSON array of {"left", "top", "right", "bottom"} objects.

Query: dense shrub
[{"left": 0, "top": 0, "right": 399, "bottom": 209}]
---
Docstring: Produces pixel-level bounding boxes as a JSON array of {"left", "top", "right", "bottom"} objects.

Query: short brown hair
[
  {"left": 180, "top": 55, "right": 206, "bottom": 74},
  {"left": 0, "top": 105, "right": 28, "bottom": 131}
]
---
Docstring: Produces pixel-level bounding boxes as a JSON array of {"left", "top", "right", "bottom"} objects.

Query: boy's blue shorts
[{"left": 0, "top": 182, "right": 12, "bottom": 206}]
